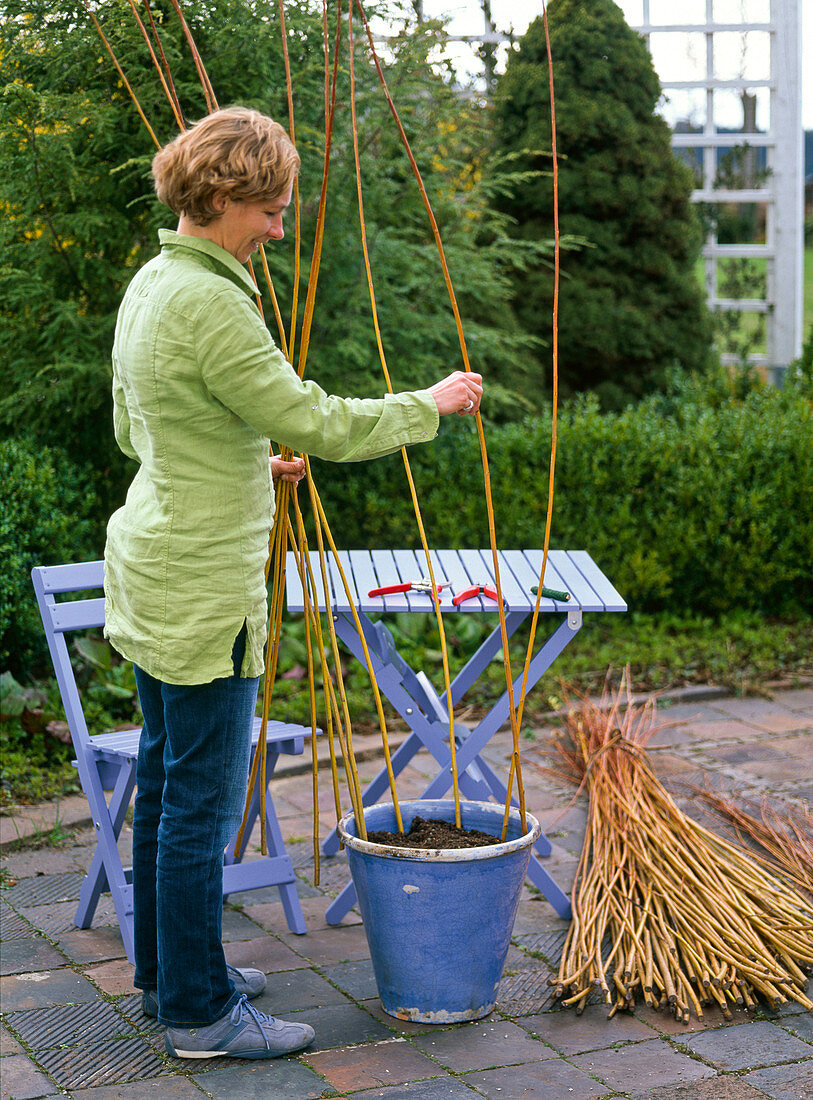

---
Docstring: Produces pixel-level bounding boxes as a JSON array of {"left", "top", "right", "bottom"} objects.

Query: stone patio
[{"left": 1, "top": 685, "right": 811, "bottom": 1099}]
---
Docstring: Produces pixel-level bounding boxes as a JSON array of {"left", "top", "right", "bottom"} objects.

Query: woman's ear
[{"left": 211, "top": 190, "right": 229, "bottom": 214}]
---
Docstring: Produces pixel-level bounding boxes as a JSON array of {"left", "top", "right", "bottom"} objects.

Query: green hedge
[
  {"left": 309, "top": 371, "right": 812, "bottom": 615},
  {"left": 0, "top": 438, "right": 102, "bottom": 676}
]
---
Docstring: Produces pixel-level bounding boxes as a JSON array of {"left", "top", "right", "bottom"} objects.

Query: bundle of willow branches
[
  {"left": 545, "top": 676, "right": 813, "bottom": 1021},
  {"left": 692, "top": 786, "right": 813, "bottom": 903}
]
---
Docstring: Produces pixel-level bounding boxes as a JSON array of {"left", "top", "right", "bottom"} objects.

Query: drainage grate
[
  {"left": 19, "top": 897, "right": 118, "bottom": 936},
  {"left": 33, "top": 1036, "right": 169, "bottom": 1090},
  {"left": 513, "top": 928, "right": 568, "bottom": 968},
  {"left": 504, "top": 944, "right": 538, "bottom": 973},
  {"left": 116, "top": 993, "right": 163, "bottom": 1035},
  {"left": 2, "top": 872, "right": 84, "bottom": 908},
  {"left": 0, "top": 904, "right": 34, "bottom": 941},
  {"left": 7, "top": 1001, "right": 136, "bottom": 1051},
  {"left": 497, "top": 968, "right": 557, "bottom": 1016}
]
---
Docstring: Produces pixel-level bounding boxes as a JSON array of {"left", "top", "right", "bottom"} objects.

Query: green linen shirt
[{"left": 104, "top": 230, "right": 439, "bottom": 684}]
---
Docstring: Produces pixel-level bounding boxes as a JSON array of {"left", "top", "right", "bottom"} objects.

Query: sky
[{"left": 413, "top": 0, "right": 811, "bottom": 130}]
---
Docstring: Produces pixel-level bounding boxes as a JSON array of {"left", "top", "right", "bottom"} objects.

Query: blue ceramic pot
[{"left": 337, "top": 799, "right": 541, "bottom": 1023}]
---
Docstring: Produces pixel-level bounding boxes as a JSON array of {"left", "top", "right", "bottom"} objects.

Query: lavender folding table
[{"left": 284, "top": 548, "right": 626, "bottom": 924}]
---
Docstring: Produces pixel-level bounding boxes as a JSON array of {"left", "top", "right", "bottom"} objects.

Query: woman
[{"left": 104, "top": 106, "right": 482, "bottom": 1061}]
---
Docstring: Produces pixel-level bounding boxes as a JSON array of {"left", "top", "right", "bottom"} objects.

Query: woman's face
[{"left": 212, "top": 185, "right": 293, "bottom": 263}]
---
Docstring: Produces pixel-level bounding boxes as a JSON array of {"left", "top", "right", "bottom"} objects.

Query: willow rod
[
  {"left": 516, "top": 0, "right": 560, "bottom": 733},
  {"left": 125, "top": 0, "right": 184, "bottom": 131},
  {"left": 354, "top": 0, "right": 527, "bottom": 830},
  {"left": 346, "top": 0, "right": 461, "bottom": 824},
  {"left": 81, "top": 2, "right": 161, "bottom": 148}
]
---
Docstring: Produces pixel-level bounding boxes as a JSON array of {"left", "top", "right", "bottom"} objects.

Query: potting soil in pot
[{"left": 366, "top": 815, "right": 499, "bottom": 849}]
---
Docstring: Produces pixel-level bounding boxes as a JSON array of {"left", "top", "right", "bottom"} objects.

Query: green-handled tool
[{"left": 531, "top": 585, "right": 571, "bottom": 602}]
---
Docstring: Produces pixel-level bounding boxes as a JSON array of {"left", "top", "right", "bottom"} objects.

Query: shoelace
[{"left": 229, "top": 994, "right": 273, "bottom": 1052}]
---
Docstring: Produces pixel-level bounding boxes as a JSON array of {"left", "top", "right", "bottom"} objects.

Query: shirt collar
[{"left": 158, "top": 229, "right": 257, "bottom": 298}]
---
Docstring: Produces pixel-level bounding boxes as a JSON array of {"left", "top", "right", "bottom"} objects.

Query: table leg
[{"left": 325, "top": 614, "right": 580, "bottom": 923}]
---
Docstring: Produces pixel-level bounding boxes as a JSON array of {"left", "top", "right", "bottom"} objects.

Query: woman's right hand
[{"left": 428, "top": 370, "right": 483, "bottom": 417}]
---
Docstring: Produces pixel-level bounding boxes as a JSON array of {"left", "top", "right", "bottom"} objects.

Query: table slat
[
  {"left": 476, "top": 548, "right": 534, "bottom": 610},
  {"left": 525, "top": 549, "right": 604, "bottom": 611},
  {"left": 498, "top": 550, "right": 562, "bottom": 610},
  {"left": 568, "top": 550, "right": 627, "bottom": 612}
]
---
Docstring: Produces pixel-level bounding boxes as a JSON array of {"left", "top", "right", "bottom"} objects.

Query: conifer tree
[{"left": 493, "top": 0, "right": 713, "bottom": 406}]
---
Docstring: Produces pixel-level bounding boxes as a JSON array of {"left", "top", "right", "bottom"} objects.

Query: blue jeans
[{"left": 132, "top": 625, "right": 260, "bottom": 1027}]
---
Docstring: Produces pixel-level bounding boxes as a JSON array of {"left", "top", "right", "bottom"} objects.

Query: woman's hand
[
  {"left": 270, "top": 454, "right": 306, "bottom": 484},
  {"left": 428, "top": 370, "right": 483, "bottom": 417}
]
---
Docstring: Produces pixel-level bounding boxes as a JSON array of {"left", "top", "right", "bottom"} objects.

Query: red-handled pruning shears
[
  {"left": 452, "top": 583, "right": 500, "bottom": 606},
  {"left": 368, "top": 577, "right": 448, "bottom": 598}
]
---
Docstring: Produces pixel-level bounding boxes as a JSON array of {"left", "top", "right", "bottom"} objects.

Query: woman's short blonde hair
[{"left": 152, "top": 107, "right": 300, "bottom": 225}]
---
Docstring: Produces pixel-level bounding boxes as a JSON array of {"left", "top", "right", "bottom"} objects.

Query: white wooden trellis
[
  {"left": 411, "top": 0, "right": 804, "bottom": 379},
  {"left": 633, "top": 0, "right": 803, "bottom": 379}
]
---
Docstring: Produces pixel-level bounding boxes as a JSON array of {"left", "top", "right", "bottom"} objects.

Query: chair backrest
[{"left": 31, "top": 561, "right": 106, "bottom": 756}]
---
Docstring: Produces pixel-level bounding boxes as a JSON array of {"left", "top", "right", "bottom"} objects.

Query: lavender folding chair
[{"left": 31, "top": 560, "right": 313, "bottom": 963}]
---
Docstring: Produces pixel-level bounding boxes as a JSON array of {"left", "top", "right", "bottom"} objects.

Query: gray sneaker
[
  {"left": 141, "top": 964, "right": 267, "bottom": 1019},
  {"left": 165, "top": 994, "right": 315, "bottom": 1060}
]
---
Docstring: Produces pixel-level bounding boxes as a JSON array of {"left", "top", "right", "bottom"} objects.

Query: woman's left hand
[{"left": 270, "top": 454, "right": 306, "bottom": 484}]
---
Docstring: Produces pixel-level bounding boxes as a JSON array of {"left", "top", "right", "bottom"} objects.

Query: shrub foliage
[
  {"left": 0, "top": 438, "right": 101, "bottom": 676},
  {"left": 491, "top": 0, "right": 714, "bottom": 407},
  {"left": 310, "top": 370, "right": 812, "bottom": 615}
]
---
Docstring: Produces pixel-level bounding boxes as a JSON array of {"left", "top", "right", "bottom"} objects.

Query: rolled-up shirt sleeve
[{"left": 195, "top": 287, "right": 439, "bottom": 462}]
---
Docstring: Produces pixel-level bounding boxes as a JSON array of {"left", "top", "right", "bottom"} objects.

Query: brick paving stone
[
  {"left": 190, "top": 1059, "right": 334, "bottom": 1099},
  {"left": 219, "top": 908, "right": 263, "bottom": 943},
  {"left": 304, "top": 1035, "right": 444, "bottom": 1091},
  {"left": 253, "top": 968, "right": 350, "bottom": 1013},
  {"left": 463, "top": 1055, "right": 613, "bottom": 1099},
  {"left": 71, "top": 1077, "right": 205, "bottom": 1099},
  {"left": 634, "top": 1004, "right": 736, "bottom": 1035},
  {"left": 680, "top": 719, "right": 767, "bottom": 743},
  {"left": 0, "top": 1024, "right": 24, "bottom": 1055},
  {"left": 570, "top": 1036, "right": 715, "bottom": 1091},
  {"left": 224, "top": 935, "right": 311, "bottom": 973},
  {"left": 0, "top": 940, "right": 68, "bottom": 979},
  {"left": 54, "top": 926, "right": 126, "bottom": 965},
  {"left": 737, "top": 757, "right": 813, "bottom": 783},
  {"left": 0, "top": 969, "right": 102, "bottom": 1011},
  {"left": 777, "top": 1015, "right": 813, "bottom": 1043},
  {"left": 320, "top": 959, "right": 379, "bottom": 1001},
  {"left": 411, "top": 1019, "right": 558, "bottom": 1071},
  {"left": 711, "top": 698, "right": 805, "bottom": 721},
  {"left": 1, "top": 848, "right": 84, "bottom": 879},
  {"left": 352, "top": 1079, "right": 482, "bottom": 1098},
  {"left": 280, "top": 925, "right": 372, "bottom": 966},
  {"left": 516, "top": 1004, "right": 657, "bottom": 1053},
  {"left": 0, "top": 1053, "right": 57, "bottom": 1099},
  {"left": 631, "top": 1077, "right": 770, "bottom": 1100},
  {"left": 283, "top": 1003, "right": 394, "bottom": 1051},
  {"left": 509, "top": 899, "right": 565, "bottom": 937},
  {"left": 744, "top": 1059, "right": 813, "bottom": 1099},
  {"left": 778, "top": 689, "right": 813, "bottom": 711},
  {"left": 243, "top": 896, "right": 357, "bottom": 932},
  {"left": 227, "top": 879, "right": 322, "bottom": 907},
  {"left": 83, "top": 959, "right": 136, "bottom": 996},
  {"left": 682, "top": 1021, "right": 813, "bottom": 1071}
]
